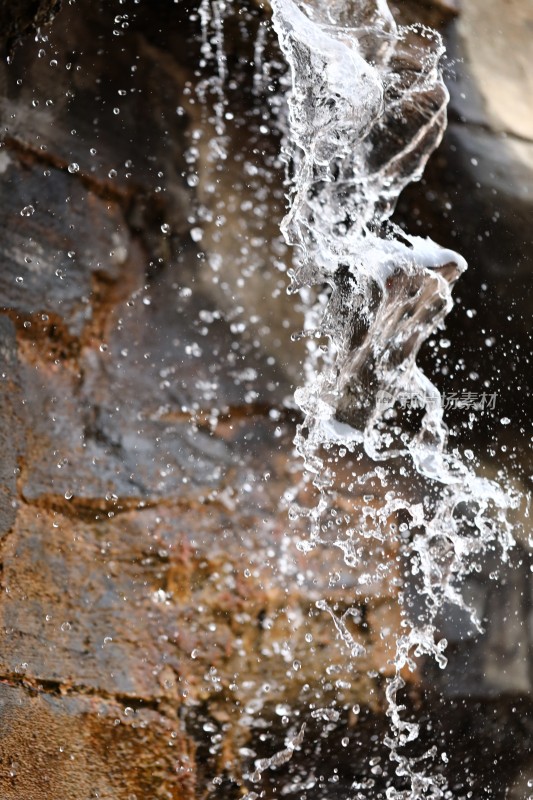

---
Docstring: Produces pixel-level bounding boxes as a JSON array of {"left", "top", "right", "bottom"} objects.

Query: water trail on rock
[
  {"left": 198, "top": 0, "right": 230, "bottom": 153},
  {"left": 270, "top": 0, "right": 520, "bottom": 795}
]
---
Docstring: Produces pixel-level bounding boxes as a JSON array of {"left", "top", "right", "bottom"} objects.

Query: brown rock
[
  {"left": 0, "top": 157, "right": 134, "bottom": 337},
  {"left": 390, "top": 0, "right": 459, "bottom": 27},
  {"left": 0, "top": 316, "right": 22, "bottom": 540},
  {"left": 0, "top": 682, "right": 195, "bottom": 800}
]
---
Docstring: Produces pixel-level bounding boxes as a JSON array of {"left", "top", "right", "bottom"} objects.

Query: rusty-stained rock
[
  {"left": 0, "top": 316, "right": 22, "bottom": 540},
  {"left": 0, "top": 682, "right": 196, "bottom": 800},
  {"left": 0, "top": 449, "right": 405, "bottom": 794},
  {"left": 0, "top": 462, "right": 403, "bottom": 699}
]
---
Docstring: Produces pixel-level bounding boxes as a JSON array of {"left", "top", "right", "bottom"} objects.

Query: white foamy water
[{"left": 269, "top": 0, "right": 520, "bottom": 796}]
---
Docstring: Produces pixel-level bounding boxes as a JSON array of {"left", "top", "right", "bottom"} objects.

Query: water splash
[
  {"left": 248, "top": 723, "right": 307, "bottom": 784},
  {"left": 270, "top": 0, "right": 520, "bottom": 795}
]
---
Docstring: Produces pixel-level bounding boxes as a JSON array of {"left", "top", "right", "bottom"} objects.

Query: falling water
[{"left": 267, "top": 0, "right": 520, "bottom": 797}]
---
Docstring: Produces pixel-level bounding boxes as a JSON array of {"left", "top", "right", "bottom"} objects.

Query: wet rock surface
[
  {"left": 394, "top": 0, "right": 533, "bottom": 712},
  {"left": 0, "top": 2, "right": 406, "bottom": 796},
  {"left": 0, "top": 682, "right": 196, "bottom": 800},
  {"left": 0, "top": 1, "right": 531, "bottom": 798},
  {"left": 0, "top": 0, "right": 61, "bottom": 58},
  {"left": 397, "top": 0, "right": 533, "bottom": 434}
]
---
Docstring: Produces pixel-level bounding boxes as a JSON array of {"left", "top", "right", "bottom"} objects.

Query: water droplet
[
  {"left": 161, "top": 223, "right": 170, "bottom": 235},
  {"left": 500, "top": 417, "right": 511, "bottom": 425},
  {"left": 64, "top": 490, "right": 73, "bottom": 500},
  {"left": 68, "top": 162, "right": 79, "bottom": 174},
  {"left": 20, "top": 205, "right": 35, "bottom": 216}
]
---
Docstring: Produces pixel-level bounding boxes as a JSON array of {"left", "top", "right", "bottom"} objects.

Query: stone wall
[{"left": 0, "top": 2, "right": 407, "bottom": 796}]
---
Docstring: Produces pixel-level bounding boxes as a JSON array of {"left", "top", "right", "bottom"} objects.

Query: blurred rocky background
[{"left": 0, "top": 0, "right": 531, "bottom": 798}]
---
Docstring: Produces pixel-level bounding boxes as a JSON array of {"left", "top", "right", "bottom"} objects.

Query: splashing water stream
[
  {"left": 267, "top": 0, "right": 520, "bottom": 797},
  {"left": 194, "top": 0, "right": 522, "bottom": 796}
]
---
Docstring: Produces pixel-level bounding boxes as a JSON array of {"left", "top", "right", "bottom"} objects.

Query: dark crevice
[
  {"left": 3, "top": 135, "right": 134, "bottom": 207},
  {"left": 0, "top": 672, "right": 165, "bottom": 714},
  {"left": 16, "top": 488, "right": 245, "bottom": 521}
]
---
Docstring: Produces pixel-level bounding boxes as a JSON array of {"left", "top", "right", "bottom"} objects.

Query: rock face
[
  {"left": 457, "top": 0, "right": 533, "bottom": 141},
  {"left": 0, "top": 1, "right": 531, "bottom": 798},
  {"left": 446, "top": 0, "right": 533, "bottom": 334},
  {"left": 397, "top": 0, "right": 533, "bottom": 435},
  {"left": 394, "top": 0, "right": 533, "bottom": 708},
  {"left": 0, "top": 2, "right": 408, "bottom": 797}
]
